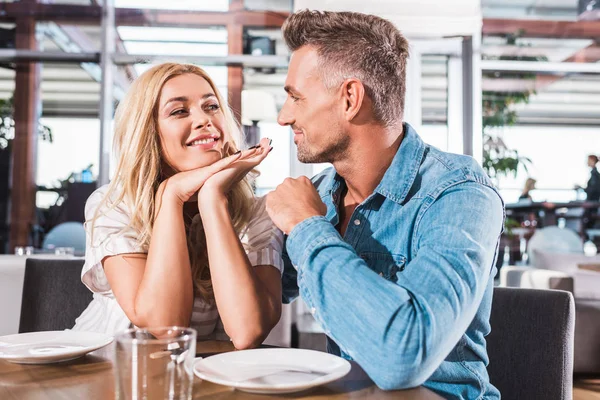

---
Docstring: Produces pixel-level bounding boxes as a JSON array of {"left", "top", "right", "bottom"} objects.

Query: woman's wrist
[
  {"left": 197, "top": 190, "right": 229, "bottom": 214},
  {"left": 158, "top": 180, "right": 186, "bottom": 209}
]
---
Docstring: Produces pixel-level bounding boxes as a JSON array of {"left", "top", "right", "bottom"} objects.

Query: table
[{"left": 0, "top": 341, "right": 443, "bottom": 399}]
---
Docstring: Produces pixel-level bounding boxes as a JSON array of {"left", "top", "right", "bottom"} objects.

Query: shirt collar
[{"left": 374, "top": 122, "right": 425, "bottom": 204}]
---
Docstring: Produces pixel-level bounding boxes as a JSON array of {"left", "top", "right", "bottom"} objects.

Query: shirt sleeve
[
  {"left": 242, "top": 196, "right": 284, "bottom": 275},
  {"left": 285, "top": 181, "right": 504, "bottom": 390},
  {"left": 81, "top": 185, "right": 145, "bottom": 294}
]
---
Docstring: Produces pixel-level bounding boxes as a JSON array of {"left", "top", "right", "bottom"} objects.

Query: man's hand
[{"left": 266, "top": 176, "right": 327, "bottom": 235}]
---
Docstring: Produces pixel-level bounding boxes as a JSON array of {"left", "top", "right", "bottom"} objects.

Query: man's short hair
[{"left": 282, "top": 10, "right": 409, "bottom": 127}]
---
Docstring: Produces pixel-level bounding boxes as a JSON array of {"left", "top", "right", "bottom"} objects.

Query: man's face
[{"left": 278, "top": 46, "right": 349, "bottom": 163}]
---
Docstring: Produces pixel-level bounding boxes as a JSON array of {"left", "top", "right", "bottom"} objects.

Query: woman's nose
[{"left": 192, "top": 111, "right": 210, "bottom": 130}]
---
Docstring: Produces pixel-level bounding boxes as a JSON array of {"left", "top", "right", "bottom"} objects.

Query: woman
[
  {"left": 519, "top": 178, "right": 536, "bottom": 201},
  {"left": 73, "top": 63, "right": 283, "bottom": 349}
]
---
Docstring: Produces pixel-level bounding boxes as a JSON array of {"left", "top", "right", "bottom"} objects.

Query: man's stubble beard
[{"left": 296, "top": 131, "right": 350, "bottom": 164}]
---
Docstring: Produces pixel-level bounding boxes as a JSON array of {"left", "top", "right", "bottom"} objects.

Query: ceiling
[
  {"left": 481, "top": 0, "right": 579, "bottom": 20},
  {"left": 0, "top": 0, "right": 598, "bottom": 126}
]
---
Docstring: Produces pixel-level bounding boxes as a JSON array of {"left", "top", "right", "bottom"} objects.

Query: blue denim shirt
[{"left": 282, "top": 123, "right": 504, "bottom": 400}]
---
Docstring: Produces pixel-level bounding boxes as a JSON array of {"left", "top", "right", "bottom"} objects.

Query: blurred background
[{"left": 1, "top": 0, "right": 600, "bottom": 264}]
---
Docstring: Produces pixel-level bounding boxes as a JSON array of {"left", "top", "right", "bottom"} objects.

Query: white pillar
[
  {"left": 447, "top": 55, "right": 464, "bottom": 155},
  {"left": 404, "top": 49, "right": 422, "bottom": 131},
  {"left": 98, "top": 0, "right": 115, "bottom": 186}
]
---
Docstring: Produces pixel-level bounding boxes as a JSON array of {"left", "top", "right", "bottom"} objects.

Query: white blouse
[{"left": 72, "top": 184, "right": 284, "bottom": 338}]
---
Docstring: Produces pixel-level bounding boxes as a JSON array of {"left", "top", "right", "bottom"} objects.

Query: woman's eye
[
  {"left": 170, "top": 109, "right": 187, "bottom": 116},
  {"left": 206, "top": 104, "right": 220, "bottom": 111}
]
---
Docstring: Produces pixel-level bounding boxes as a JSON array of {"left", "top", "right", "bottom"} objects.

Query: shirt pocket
[{"left": 359, "top": 252, "right": 406, "bottom": 283}]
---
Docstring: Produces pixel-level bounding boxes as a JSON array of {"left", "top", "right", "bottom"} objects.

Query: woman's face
[{"left": 157, "top": 73, "right": 227, "bottom": 173}]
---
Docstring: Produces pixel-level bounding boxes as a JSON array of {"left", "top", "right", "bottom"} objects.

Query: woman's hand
[
  {"left": 198, "top": 138, "right": 272, "bottom": 204},
  {"left": 159, "top": 150, "right": 248, "bottom": 206}
]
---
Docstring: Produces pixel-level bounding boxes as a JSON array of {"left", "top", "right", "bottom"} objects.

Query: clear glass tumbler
[{"left": 114, "top": 327, "right": 197, "bottom": 400}]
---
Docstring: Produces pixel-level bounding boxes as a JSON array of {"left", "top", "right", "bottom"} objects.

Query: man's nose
[{"left": 277, "top": 103, "right": 293, "bottom": 127}]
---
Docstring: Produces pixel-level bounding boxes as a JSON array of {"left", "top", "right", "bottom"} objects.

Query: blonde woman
[
  {"left": 73, "top": 63, "right": 283, "bottom": 349},
  {"left": 519, "top": 178, "right": 536, "bottom": 201}
]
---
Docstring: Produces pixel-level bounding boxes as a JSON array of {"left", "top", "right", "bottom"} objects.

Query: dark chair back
[
  {"left": 19, "top": 258, "right": 91, "bottom": 333},
  {"left": 488, "top": 287, "right": 575, "bottom": 400}
]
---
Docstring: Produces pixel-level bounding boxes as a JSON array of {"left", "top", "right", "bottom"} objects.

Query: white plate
[
  {"left": 0, "top": 331, "right": 113, "bottom": 364},
  {"left": 193, "top": 348, "right": 351, "bottom": 394}
]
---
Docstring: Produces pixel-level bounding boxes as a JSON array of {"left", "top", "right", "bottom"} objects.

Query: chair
[
  {"left": 500, "top": 266, "right": 600, "bottom": 374},
  {"left": 18, "top": 258, "right": 91, "bottom": 333},
  {"left": 487, "top": 287, "right": 575, "bottom": 400},
  {"left": 41, "top": 221, "right": 86, "bottom": 254}
]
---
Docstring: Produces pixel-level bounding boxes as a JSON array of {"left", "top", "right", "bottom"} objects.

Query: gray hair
[{"left": 282, "top": 9, "right": 410, "bottom": 126}]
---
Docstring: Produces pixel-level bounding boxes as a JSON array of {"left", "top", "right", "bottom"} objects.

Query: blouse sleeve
[
  {"left": 242, "top": 196, "right": 284, "bottom": 275},
  {"left": 81, "top": 185, "right": 145, "bottom": 294}
]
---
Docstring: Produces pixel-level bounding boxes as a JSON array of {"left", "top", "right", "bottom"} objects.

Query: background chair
[
  {"left": 41, "top": 221, "right": 86, "bottom": 254},
  {"left": 19, "top": 257, "right": 91, "bottom": 333},
  {"left": 487, "top": 287, "right": 575, "bottom": 400},
  {"left": 501, "top": 265, "right": 600, "bottom": 375}
]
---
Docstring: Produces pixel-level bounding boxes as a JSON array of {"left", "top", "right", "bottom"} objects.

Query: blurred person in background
[
  {"left": 585, "top": 154, "right": 600, "bottom": 202},
  {"left": 519, "top": 178, "right": 536, "bottom": 201}
]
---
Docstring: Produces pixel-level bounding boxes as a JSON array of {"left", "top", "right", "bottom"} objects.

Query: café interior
[{"left": 0, "top": 0, "right": 600, "bottom": 399}]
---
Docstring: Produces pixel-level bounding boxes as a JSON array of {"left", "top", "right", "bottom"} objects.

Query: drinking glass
[{"left": 114, "top": 327, "right": 197, "bottom": 400}]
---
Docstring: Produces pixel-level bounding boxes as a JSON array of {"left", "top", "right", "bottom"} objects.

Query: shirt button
[
  {"left": 310, "top": 307, "right": 316, "bottom": 315},
  {"left": 353, "top": 219, "right": 361, "bottom": 226}
]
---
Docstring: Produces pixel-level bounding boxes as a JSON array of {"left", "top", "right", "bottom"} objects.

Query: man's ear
[{"left": 341, "top": 78, "right": 365, "bottom": 122}]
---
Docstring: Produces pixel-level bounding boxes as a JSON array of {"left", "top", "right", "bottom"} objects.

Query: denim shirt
[{"left": 282, "top": 123, "right": 504, "bottom": 400}]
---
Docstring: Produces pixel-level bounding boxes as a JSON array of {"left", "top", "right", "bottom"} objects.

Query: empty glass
[
  {"left": 14, "top": 246, "right": 34, "bottom": 256},
  {"left": 114, "top": 327, "right": 197, "bottom": 400},
  {"left": 54, "top": 247, "right": 75, "bottom": 256}
]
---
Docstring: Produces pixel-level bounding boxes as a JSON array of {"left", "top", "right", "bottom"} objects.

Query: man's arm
[{"left": 285, "top": 182, "right": 503, "bottom": 390}]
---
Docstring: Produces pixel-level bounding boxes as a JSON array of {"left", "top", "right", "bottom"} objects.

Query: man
[
  {"left": 585, "top": 154, "right": 600, "bottom": 202},
  {"left": 265, "top": 10, "right": 504, "bottom": 400}
]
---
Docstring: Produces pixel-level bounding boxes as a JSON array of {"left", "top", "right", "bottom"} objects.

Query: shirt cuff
[{"left": 286, "top": 215, "right": 341, "bottom": 269}]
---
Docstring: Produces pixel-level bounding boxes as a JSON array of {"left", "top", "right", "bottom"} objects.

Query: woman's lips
[{"left": 186, "top": 137, "right": 219, "bottom": 150}]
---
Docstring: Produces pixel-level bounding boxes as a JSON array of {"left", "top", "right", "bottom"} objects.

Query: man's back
[{"left": 282, "top": 124, "right": 503, "bottom": 399}]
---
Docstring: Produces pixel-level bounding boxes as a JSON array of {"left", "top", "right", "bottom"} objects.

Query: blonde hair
[
  {"left": 524, "top": 178, "right": 536, "bottom": 192},
  {"left": 92, "top": 63, "right": 255, "bottom": 300}
]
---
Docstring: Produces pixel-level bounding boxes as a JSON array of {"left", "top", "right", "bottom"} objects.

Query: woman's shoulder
[
  {"left": 248, "top": 195, "right": 271, "bottom": 223},
  {"left": 84, "top": 184, "right": 131, "bottom": 225},
  {"left": 244, "top": 195, "right": 281, "bottom": 238}
]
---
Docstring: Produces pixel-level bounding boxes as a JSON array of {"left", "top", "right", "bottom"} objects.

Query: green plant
[
  {"left": 481, "top": 31, "right": 545, "bottom": 179},
  {"left": 0, "top": 98, "right": 52, "bottom": 150},
  {"left": 503, "top": 217, "right": 521, "bottom": 238}
]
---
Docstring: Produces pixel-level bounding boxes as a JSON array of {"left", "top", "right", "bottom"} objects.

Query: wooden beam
[
  {"left": 9, "top": 0, "right": 39, "bottom": 250},
  {"left": 564, "top": 42, "right": 600, "bottom": 63},
  {"left": 0, "top": 3, "right": 289, "bottom": 28},
  {"left": 0, "top": 3, "right": 102, "bottom": 25},
  {"left": 483, "top": 18, "right": 600, "bottom": 39}
]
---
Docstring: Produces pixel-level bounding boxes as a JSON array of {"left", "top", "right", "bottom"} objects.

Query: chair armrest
[{"left": 499, "top": 266, "right": 574, "bottom": 293}]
